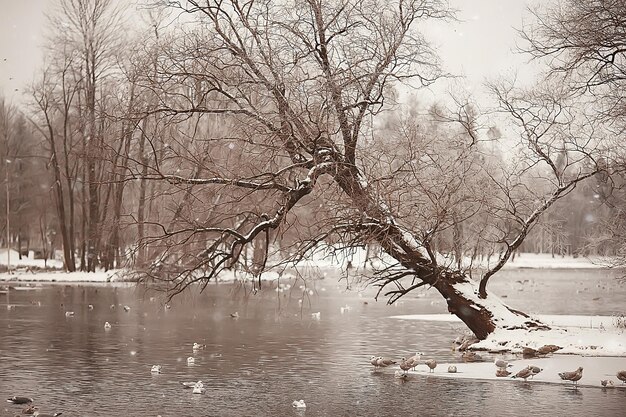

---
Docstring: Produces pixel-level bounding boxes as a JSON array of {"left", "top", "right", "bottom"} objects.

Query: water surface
[{"left": 1, "top": 269, "right": 625, "bottom": 416}]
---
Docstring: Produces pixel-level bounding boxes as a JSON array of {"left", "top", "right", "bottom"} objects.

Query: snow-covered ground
[
  {"left": 0, "top": 249, "right": 615, "bottom": 283},
  {"left": 0, "top": 269, "right": 122, "bottom": 283},
  {"left": 291, "top": 247, "right": 613, "bottom": 271},
  {"left": 0, "top": 248, "right": 63, "bottom": 269},
  {"left": 391, "top": 314, "right": 626, "bottom": 357}
]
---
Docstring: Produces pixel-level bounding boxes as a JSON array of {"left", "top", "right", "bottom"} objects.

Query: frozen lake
[{"left": 1, "top": 269, "right": 625, "bottom": 416}]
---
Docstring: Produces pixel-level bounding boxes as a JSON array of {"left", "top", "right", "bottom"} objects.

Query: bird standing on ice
[
  {"left": 151, "top": 365, "right": 162, "bottom": 374},
  {"left": 462, "top": 351, "right": 483, "bottom": 362},
  {"left": 512, "top": 367, "right": 533, "bottom": 382},
  {"left": 494, "top": 358, "right": 512, "bottom": 369},
  {"left": 375, "top": 357, "right": 397, "bottom": 368},
  {"left": 399, "top": 358, "right": 412, "bottom": 374},
  {"left": 104, "top": 321, "right": 112, "bottom": 330},
  {"left": 424, "top": 359, "right": 437, "bottom": 373},
  {"left": 558, "top": 367, "right": 583, "bottom": 387},
  {"left": 528, "top": 365, "right": 542, "bottom": 379},
  {"left": 406, "top": 352, "right": 423, "bottom": 370}
]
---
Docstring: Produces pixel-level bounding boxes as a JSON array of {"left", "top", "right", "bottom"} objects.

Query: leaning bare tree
[{"left": 129, "top": 0, "right": 607, "bottom": 340}]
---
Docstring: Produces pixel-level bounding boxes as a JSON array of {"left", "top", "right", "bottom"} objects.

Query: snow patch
[{"left": 391, "top": 313, "right": 626, "bottom": 356}]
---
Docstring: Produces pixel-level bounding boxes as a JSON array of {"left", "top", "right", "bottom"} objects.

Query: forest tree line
[{"left": 0, "top": 0, "right": 625, "bottom": 276}]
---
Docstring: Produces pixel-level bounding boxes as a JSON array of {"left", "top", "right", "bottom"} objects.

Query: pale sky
[{"left": 0, "top": 0, "right": 540, "bottom": 107}]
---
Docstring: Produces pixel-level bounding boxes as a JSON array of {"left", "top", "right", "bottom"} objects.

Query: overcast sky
[{"left": 0, "top": 0, "right": 539, "bottom": 107}]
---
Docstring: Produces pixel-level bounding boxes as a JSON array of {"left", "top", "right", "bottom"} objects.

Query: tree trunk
[
  {"left": 431, "top": 271, "right": 547, "bottom": 339},
  {"left": 136, "top": 116, "right": 149, "bottom": 266},
  {"left": 333, "top": 166, "right": 547, "bottom": 340},
  {"left": 43, "top": 115, "right": 74, "bottom": 272}
]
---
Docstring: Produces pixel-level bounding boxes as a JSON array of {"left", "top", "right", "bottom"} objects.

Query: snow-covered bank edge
[
  {"left": 0, "top": 269, "right": 125, "bottom": 283},
  {"left": 0, "top": 250, "right": 620, "bottom": 283},
  {"left": 392, "top": 314, "right": 626, "bottom": 357},
  {"left": 0, "top": 268, "right": 302, "bottom": 284},
  {"left": 397, "top": 356, "right": 626, "bottom": 389}
]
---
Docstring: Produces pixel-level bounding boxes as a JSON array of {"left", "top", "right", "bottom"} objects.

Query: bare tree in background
[
  {"left": 521, "top": 0, "right": 626, "bottom": 266},
  {"left": 48, "top": 0, "right": 123, "bottom": 271}
]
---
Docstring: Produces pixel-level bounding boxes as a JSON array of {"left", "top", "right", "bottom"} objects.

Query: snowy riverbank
[
  {"left": 392, "top": 314, "right": 626, "bottom": 357},
  {"left": 0, "top": 251, "right": 617, "bottom": 284}
]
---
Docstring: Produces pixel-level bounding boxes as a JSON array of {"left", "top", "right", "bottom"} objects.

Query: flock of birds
[
  {"left": 6, "top": 340, "right": 213, "bottom": 416},
  {"left": 149, "top": 342, "right": 212, "bottom": 395},
  {"left": 369, "top": 351, "right": 626, "bottom": 389},
  {"left": 6, "top": 301, "right": 216, "bottom": 416},
  {"left": 5, "top": 293, "right": 626, "bottom": 414}
]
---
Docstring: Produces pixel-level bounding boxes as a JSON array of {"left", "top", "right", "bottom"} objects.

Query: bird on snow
[
  {"left": 447, "top": 365, "right": 457, "bottom": 373},
  {"left": 123, "top": 305, "right": 131, "bottom": 312},
  {"left": 104, "top": 321, "right": 112, "bottom": 330},
  {"left": 528, "top": 365, "right": 543, "bottom": 378},
  {"left": 601, "top": 380, "right": 614, "bottom": 388},
  {"left": 494, "top": 358, "right": 512, "bottom": 369},
  {"left": 496, "top": 368, "right": 512, "bottom": 377},
  {"left": 617, "top": 370, "right": 626, "bottom": 383},
  {"left": 88, "top": 304, "right": 94, "bottom": 310},
  {"left": 187, "top": 357, "right": 195, "bottom": 365},
  {"left": 292, "top": 400, "right": 306, "bottom": 409},
  {"left": 512, "top": 366, "right": 533, "bottom": 381},
  {"left": 399, "top": 358, "right": 413, "bottom": 374},
  {"left": 406, "top": 352, "right": 424, "bottom": 370},
  {"left": 522, "top": 347, "right": 538, "bottom": 358},
  {"left": 537, "top": 344, "right": 560, "bottom": 355},
  {"left": 64, "top": 311, "right": 74, "bottom": 317},
  {"left": 7, "top": 397, "right": 33, "bottom": 405},
  {"left": 424, "top": 359, "right": 437, "bottom": 373},
  {"left": 192, "top": 343, "right": 206, "bottom": 351},
  {"left": 462, "top": 352, "right": 483, "bottom": 362},
  {"left": 376, "top": 357, "right": 397, "bottom": 368},
  {"left": 151, "top": 365, "right": 162, "bottom": 374},
  {"left": 558, "top": 367, "right": 583, "bottom": 386}
]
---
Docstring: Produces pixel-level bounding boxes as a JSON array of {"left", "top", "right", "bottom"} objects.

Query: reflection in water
[{"left": 1, "top": 269, "right": 625, "bottom": 416}]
